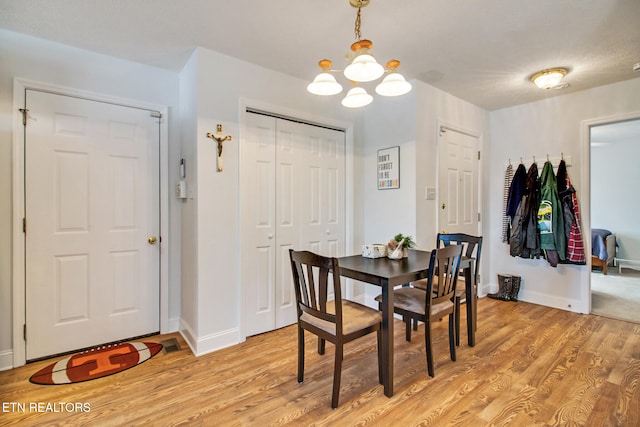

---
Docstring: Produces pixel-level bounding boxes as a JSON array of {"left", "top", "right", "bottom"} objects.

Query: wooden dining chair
[
  {"left": 289, "top": 249, "right": 382, "bottom": 409},
  {"left": 376, "top": 245, "right": 462, "bottom": 377},
  {"left": 412, "top": 233, "right": 482, "bottom": 346}
]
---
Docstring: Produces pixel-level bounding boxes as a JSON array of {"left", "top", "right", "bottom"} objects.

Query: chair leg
[
  {"left": 405, "top": 316, "right": 412, "bottom": 342},
  {"left": 448, "top": 312, "right": 456, "bottom": 362},
  {"left": 298, "top": 327, "right": 305, "bottom": 383},
  {"left": 425, "top": 320, "right": 434, "bottom": 378},
  {"left": 455, "top": 297, "right": 461, "bottom": 347},
  {"left": 413, "top": 318, "right": 418, "bottom": 331},
  {"left": 402, "top": 315, "right": 413, "bottom": 341},
  {"left": 318, "top": 337, "right": 326, "bottom": 355},
  {"left": 331, "top": 343, "right": 343, "bottom": 409},
  {"left": 376, "top": 328, "right": 383, "bottom": 385}
]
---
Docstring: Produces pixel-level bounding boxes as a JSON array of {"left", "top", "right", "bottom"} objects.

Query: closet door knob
[
  {"left": 268, "top": 233, "right": 273, "bottom": 240},
  {"left": 441, "top": 203, "right": 446, "bottom": 210}
]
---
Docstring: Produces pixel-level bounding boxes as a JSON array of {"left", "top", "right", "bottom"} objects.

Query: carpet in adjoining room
[{"left": 591, "top": 268, "right": 640, "bottom": 324}]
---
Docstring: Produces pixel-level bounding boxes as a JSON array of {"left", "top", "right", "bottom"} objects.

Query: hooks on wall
[{"left": 506, "top": 154, "right": 572, "bottom": 169}]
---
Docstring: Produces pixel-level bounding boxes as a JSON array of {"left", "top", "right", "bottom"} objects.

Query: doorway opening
[{"left": 589, "top": 118, "right": 640, "bottom": 323}]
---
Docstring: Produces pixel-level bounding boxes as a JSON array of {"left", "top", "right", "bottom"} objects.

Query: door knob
[
  {"left": 441, "top": 203, "right": 446, "bottom": 209},
  {"left": 148, "top": 236, "right": 158, "bottom": 245}
]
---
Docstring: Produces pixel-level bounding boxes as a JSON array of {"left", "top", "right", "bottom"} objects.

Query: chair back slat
[{"left": 428, "top": 245, "right": 463, "bottom": 307}]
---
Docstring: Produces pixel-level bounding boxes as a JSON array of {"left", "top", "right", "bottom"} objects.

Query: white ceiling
[{"left": 1, "top": 0, "right": 639, "bottom": 110}]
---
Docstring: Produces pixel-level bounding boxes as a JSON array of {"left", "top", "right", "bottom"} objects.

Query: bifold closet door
[{"left": 242, "top": 112, "right": 346, "bottom": 337}]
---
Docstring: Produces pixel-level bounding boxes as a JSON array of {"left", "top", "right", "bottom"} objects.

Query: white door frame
[
  {"left": 581, "top": 110, "right": 640, "bottom": 315},
  {"left": 238, "top": 98, "right": 356, "bottom": 340},
  {"left": 12, "top": 78, "right": 170, "bottom": 367},
  {"left": 436, "top": 120, "right": 483, "bottom": 291}
]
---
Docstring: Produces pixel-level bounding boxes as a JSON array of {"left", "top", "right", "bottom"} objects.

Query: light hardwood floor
[{"left": 2, "top": 297, "right": 639, "bottom": 426}]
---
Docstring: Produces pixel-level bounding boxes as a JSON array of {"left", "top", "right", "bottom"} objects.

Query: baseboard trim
[
  {"left": 0, "top": 349, "right": 14, "bottom": 371},
  {"left": 179, "top": 320, "right": 241, "bottom": 357}
]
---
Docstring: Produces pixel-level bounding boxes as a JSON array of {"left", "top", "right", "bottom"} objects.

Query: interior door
[
  {"left": 241, "top": 113, "right": 278, "bottom": 335},
  {"left": 242, "top": 112, "right": 346, "bottom": 336},
  {"left": 438, "top": 127, "right": 480, "bottom": 235},
  {"left": 292, "top": 121, "right": 346, "bottom": 258},
  {"left": 24, "top": 90, "right": 160, "bottom": 360}
]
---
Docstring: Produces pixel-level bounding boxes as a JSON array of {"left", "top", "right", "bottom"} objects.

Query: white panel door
[
  {"left": 273, "top": 120, "right": 301, "bottom": 329},
  {"left": 438, "top": 128, "right": 479, "bottom": 235},
  {"left": 242, "top": 113, "right": 346, "bottom": 336},
  {"left": 25, "top": 90, "right": 160, "bottom": 360},
  {"left": 242, "top": 113, "right": 277, "bottom": 335},
  {"left": 291, "top": 121, "right": 346, "bottom": 258}
]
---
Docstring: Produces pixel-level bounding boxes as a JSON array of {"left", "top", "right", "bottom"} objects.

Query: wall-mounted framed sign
[{"left": 377, "top": 146, "right": 400, "bottom": 189}]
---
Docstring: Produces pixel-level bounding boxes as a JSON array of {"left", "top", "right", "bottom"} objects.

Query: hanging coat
[
  {"left": 506, "top": 164, "right": 526, "bottom": 222},
  {"left": 509, "top": 162, "right": 541, "bottom": 259},
  {"left": 557, "top": 160, "right": 586, "bottom": 264},
  {"left": 538, "top": 161, "right": 565, "bottom": 265},
  {"left": 502, "top": 163, "right": 514, "bottom": 242},
  {"left": 522, "top": 162, "right": 541, "bottom": 259},
  {"left": 509, "top": 195, "right": 527, "bottom": 257}
]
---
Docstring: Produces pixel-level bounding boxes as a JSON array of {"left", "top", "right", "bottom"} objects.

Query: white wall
[
  {"left": 0, "top": 29, "right": 182, "bottom": 369},
  {"left": 362, "top": 91, "right": 418, "bottom": 246},
  {"left": 362, "top": 82, "right": 490, "bottom": 250},
  {"left": 488, "top": 77, "right": 640, "bottom": 313},
  {"left": 178, "top": 51, "right": 199, "bottom": 346},
  {"left": 180, "top": 47, "right": 364, "bottom": 355},
  {"left": 591, "top": 136, "right": 640, "bottom": 259}
]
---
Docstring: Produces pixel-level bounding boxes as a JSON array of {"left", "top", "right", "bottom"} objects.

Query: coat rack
[
  {"left": 507, "top": 153, "right": 571, "bottom": 170},
  {"left": 207, "top": 124, "right": 232, "bottom": 172}
]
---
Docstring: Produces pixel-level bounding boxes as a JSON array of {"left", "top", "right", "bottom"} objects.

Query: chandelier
[{"left": 307, "top": 0, "right": 411, "bottom": 108}]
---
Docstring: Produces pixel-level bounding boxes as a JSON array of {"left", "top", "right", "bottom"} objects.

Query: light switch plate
[{"left": 425, "top": 187, "right": 436, "bottom": 200}]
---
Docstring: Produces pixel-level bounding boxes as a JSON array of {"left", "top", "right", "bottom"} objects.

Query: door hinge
[
  {"left": 19, "top": 108, "right": 29, "bottom": 126},
  {"left": 477, "top": 150, "right": 481, "bottom": 160},
  {"left": 23, "top": 324, "right": 27, "bottom": 341},
  {"left": 22, "top": 217, "right": 26, "bottom": 233},
  {"left": 150, "top": 111, "right": 162, "bottom": 119},
  {"left": 478, "top": 212, "right": 481, "bottom": 222}
]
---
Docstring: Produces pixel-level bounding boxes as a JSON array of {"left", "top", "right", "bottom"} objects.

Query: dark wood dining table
[{"left": 337, "top": 249, "right": 476, "bottom": 397}]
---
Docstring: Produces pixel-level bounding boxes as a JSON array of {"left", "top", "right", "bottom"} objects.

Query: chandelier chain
[{"left": 354, "top": 5, "right": 362, "bottom": 40}]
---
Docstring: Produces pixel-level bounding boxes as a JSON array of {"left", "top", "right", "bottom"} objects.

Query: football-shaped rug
[{"left": 30, "top": 341, "right": 163, "bottom": 385}]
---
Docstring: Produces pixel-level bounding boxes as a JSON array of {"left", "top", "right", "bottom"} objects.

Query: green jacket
[{"left": 538, "top": 161, "right": 565, "bottom": 260}]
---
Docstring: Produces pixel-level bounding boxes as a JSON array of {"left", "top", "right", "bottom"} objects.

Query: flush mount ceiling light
[
  {"left": 530, "top": 67, "right": 568, "bottom": 89},
  {"left": 307, "top": 0, "right": 411, "bottom": 108}
]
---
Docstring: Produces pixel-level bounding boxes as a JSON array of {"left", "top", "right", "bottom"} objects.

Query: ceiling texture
[{"left": 1, "top": 0, "right": 639, "bottom": 111}]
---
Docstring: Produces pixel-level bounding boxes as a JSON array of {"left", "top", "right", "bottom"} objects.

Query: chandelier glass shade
[
  {"left": 530, "top": 67, "right": 568, "bottom": 89},
  {"left": 341, "top": 86, "right": 373, "bottom": 108},
  {"left": 307, "top": 0, "right": 411, "bottom": 107},
  {"left": 307, "top": 60, "right": 343, "bottom": 95},
  {"left": 375, "top": 60, "right": 412, "bottom": 96},
  {"left": 343, "top": 40, "right": 384, "bottom": 82}
]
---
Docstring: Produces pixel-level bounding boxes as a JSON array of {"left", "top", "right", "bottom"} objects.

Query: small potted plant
[{"left": 387, "top": 233, "right": 415, "bottom": 258}]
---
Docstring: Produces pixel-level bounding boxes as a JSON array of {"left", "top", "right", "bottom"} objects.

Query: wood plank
[{"left": 1, "top": 298, "right": 639, "bottom": 425}]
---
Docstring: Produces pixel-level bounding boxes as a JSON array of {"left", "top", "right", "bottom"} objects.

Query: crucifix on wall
[{"left": 206, "top": 124, "right": 232, "bottom": 172}]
